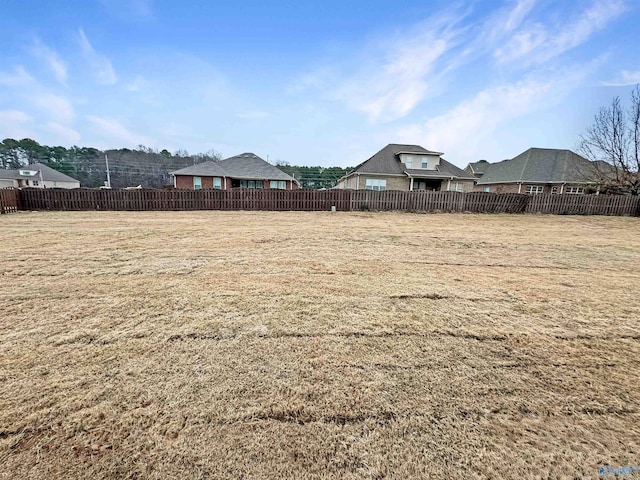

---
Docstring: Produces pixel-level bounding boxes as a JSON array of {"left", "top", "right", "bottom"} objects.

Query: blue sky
[{"left": 1, "top": 0, "right": 639, "bottom": 167}]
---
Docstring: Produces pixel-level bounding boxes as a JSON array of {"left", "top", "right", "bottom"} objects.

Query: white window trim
[
  {"left": 405, "top": 155, "right": 413, "bottom": 169},
  {"left": 365, "top": 178, "right": 387, "bottom": 191},
  {"left": 525, "top": 185, "right": 544, "bottom": 194}
]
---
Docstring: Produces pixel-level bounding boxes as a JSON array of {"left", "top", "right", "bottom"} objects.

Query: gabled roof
[
  {"left": 476, "top": 148, "right": 603, "bottom": 185},
  {"left": 171, "top": 161, "right": 228, "bottom": 177},
  {"left": 171, "top": 153, "right": 296, "bottom": 182},
  {"left": 466, "top": 160, "right": 490, "bottom": 176},
  {"left": 218, "top": 153, "right": 295, "bottom": 181},
  {"left": 0, "top": 163, "right": 79, "bottom": 182},
  {"left": 348, "top": 144, "right": 475, "bottom": 180}
]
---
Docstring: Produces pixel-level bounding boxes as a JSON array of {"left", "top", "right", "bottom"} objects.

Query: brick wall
[
  {"left": 475, "top": 183, "right": 591, "bottom": 194},
  {"left": 174, "top": 175, "right": 298, "bottom": 190}
]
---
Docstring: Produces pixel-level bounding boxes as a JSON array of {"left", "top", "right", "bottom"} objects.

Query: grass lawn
[{"left": 1, "top": 211, "right": 639, "bottom": 479}]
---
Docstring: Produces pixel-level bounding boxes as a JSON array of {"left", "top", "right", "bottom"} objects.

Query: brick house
[
  {"left": 171, "top": 153, "right": 299, "bottom": 190},
  {"left": 335, "top": 144, "right": 476, "bottom": 192},
  {"left": 467, "top": 148, "right": 606, "bottom": 194}
]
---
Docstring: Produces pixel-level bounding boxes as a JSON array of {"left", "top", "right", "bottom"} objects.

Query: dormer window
[
  {"left": 19, "top": 170, "right": 37, "bottom": 176},
  {"left": 404, "top": 155, "right": 413, "bottom": 168}
]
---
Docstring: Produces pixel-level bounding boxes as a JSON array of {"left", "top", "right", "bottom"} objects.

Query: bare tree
[{"left": 579, "top": 86, "right": 640, "bottom": 194}]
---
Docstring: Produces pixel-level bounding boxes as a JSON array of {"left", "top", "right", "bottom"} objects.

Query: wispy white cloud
[
  {"left": 396, "top": 79, "right": 551, "bottom": 162},
  {"left": 396, "top": 63, "right": 597, "bottom": 164},
  {"left": 495, "top": 0, "right": 626, "bottom": 64},
  {"left": 331, "top": 10, "right": 468, "bottom": 122},
  {"left": 479, "top": 0, "right": 537, "bottom": 49},
  {"left": 0, "top": 66, "right": 36, "bottom": 87},
  {"left": 601, "top": 70, "right": 640, "bottom": 87},
  {"left": 45, "top": 122, "right": 81, "bottom": 144},
  {"left": 0, "top": 109, "right": 32, "bottom": 125},
  {"left": 78, "top": 29, "right": 118, "bottom": 85},
  {"left": 30, "top": 38, "right": 68, "bottom": 85},
  {"left": 126, "top": 75, "right": 149, "bottom": 92},
  {"left": 0, "top": 110, "right": 34, "bottom": 140},
  {"left": 86, "top": 115, "right": 152, "bottom": 147},
  {"left": 31, "top": 93, "right": 75, "bottom": 123}
]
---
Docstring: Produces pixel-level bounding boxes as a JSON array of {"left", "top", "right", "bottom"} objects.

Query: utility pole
[{"left": 105, "top": 154, "right": 112, "bottom": 188}]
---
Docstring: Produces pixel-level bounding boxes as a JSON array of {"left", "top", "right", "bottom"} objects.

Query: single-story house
[
  {"left": 335, "top": 144, "right": 476, "bottom": 192},
  {"left": 467, "top": 148, "right": 607, "bottom": 194},
  {"left": 171, "top": 153, "right": 300, "bottom": 190},
  {"left": 0, "top": 163, "right": 80, "bottom": 189}
]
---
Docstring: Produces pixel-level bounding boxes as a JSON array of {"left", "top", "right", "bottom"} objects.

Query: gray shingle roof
[
  {"left": 0, "top": 163, "right": 79, "bottom": 182},
  {"left": 170, "top": 161, "right": 228, "bottom": 177},
  {"left": 349, "top": 144, "right": 475, "bottom": 180},
  {"left": 476, "top": 148, "right": 602, "bottom": 185},
  {"left": 218, "top": 153, "right": 295, "bottom": 181},
  {"left": 467, "top": 160, "right": 490, "bottom": 176},
  {"left": 171, "top": 153, "right": 295, "bottom": 182}
]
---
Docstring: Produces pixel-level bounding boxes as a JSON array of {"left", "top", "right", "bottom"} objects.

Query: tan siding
[
  {"left": 443, "top": 180, "right": 475, "bottom": 192},
  {"left": 335, "top": 175, "right": 408, "bottom": 190}
]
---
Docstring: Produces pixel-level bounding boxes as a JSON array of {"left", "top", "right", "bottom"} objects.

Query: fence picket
[{"left": 5, "top": 189, "right": 638, "bottom": 216}]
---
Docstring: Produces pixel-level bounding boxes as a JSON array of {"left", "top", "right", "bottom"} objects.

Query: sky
[{"left": 1, "top": 0, "right": 639, "bottom": 168}]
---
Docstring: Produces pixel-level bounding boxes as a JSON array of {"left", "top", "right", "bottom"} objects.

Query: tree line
[{"left": 0, "top": 139, "right": 351, "bottom": 189}]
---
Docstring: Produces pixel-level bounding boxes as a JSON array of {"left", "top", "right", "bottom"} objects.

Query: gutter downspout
[
  {"left": 409, "top": 176, "right": 414, "bottom": 191},
  {"left": 447, "top": 179, "right": 451, "bottom": 191},
  {"left": 223, "top": 176, "right": 227, "bottom": 190},
  {"left": 356, "top": 174, "right": 360, "bottom": 190},
  {"left": 173, "top": 175, "right": 176, "bottom": 188},
  {"left": 518, "top": 183, "right": 522, "bottom": 194},
  {"left": 560, "top": 183, "right": 564, "bottom": 195}
]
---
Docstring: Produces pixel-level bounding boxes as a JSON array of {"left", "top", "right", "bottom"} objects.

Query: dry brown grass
[{"left": 1, "top": 211, "right": 639, "bottom": 479}]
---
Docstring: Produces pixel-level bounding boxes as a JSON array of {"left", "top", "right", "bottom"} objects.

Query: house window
[
  {"left": 193, "top": 177, "right": 202, "bottom": 190},
  {"left": 565, "top": 187, "right": 584, "bottom": 194},
  {"left": 421, "top": 158, "right": 428, "bottom": 169},
  {"left": 240, "top": 180, "right": 258, "bottom": 189},
  {"left": 256, "top": 181, "right": 263, "bottom": 189},
  {"left": 525, "top": 185, "right": 544, "bottom": 194},
  {"left": 448, "top": 182, "right": 463, "bottom": 192},
  {"left": 365, "top": 178, "right": 386, "bottom": 191},
  {"left": 268, "top": 180, "right": 286, "bottom": 189},
  {"left": 551, "top": 186, "right": 558, "bottom": 194},
  {"left": 404, "top": 155, "right": 413, "bottom": 168},
  {"left": 32, "top": 180, "right": 39, "bottom": 187},
  {"left": 213, "top": 177, "right": 222, "bottom": 189},
  {"left": 483, "top": 186, "right": 490, "bottom": 192}
]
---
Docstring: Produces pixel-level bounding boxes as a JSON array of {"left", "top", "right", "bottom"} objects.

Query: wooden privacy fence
[
  {"left": 526, "top": 193, "right": 639, "bottom": 216},
  {"left": 12, "top": 188, "right": 640, "bottom": 216},
  {"left": 19, "top": 188, "right": 352, "bottom": 212},
  {"left": 350, "top": 190, "right": 531, "bottom": 213},
  {"left": 0, "top": 188, "right": 20, "bottom": 214}
]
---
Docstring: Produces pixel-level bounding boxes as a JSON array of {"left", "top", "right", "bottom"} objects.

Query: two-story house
[{"left": 335, "top": 144, "right": 476, "bottom": 192}]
